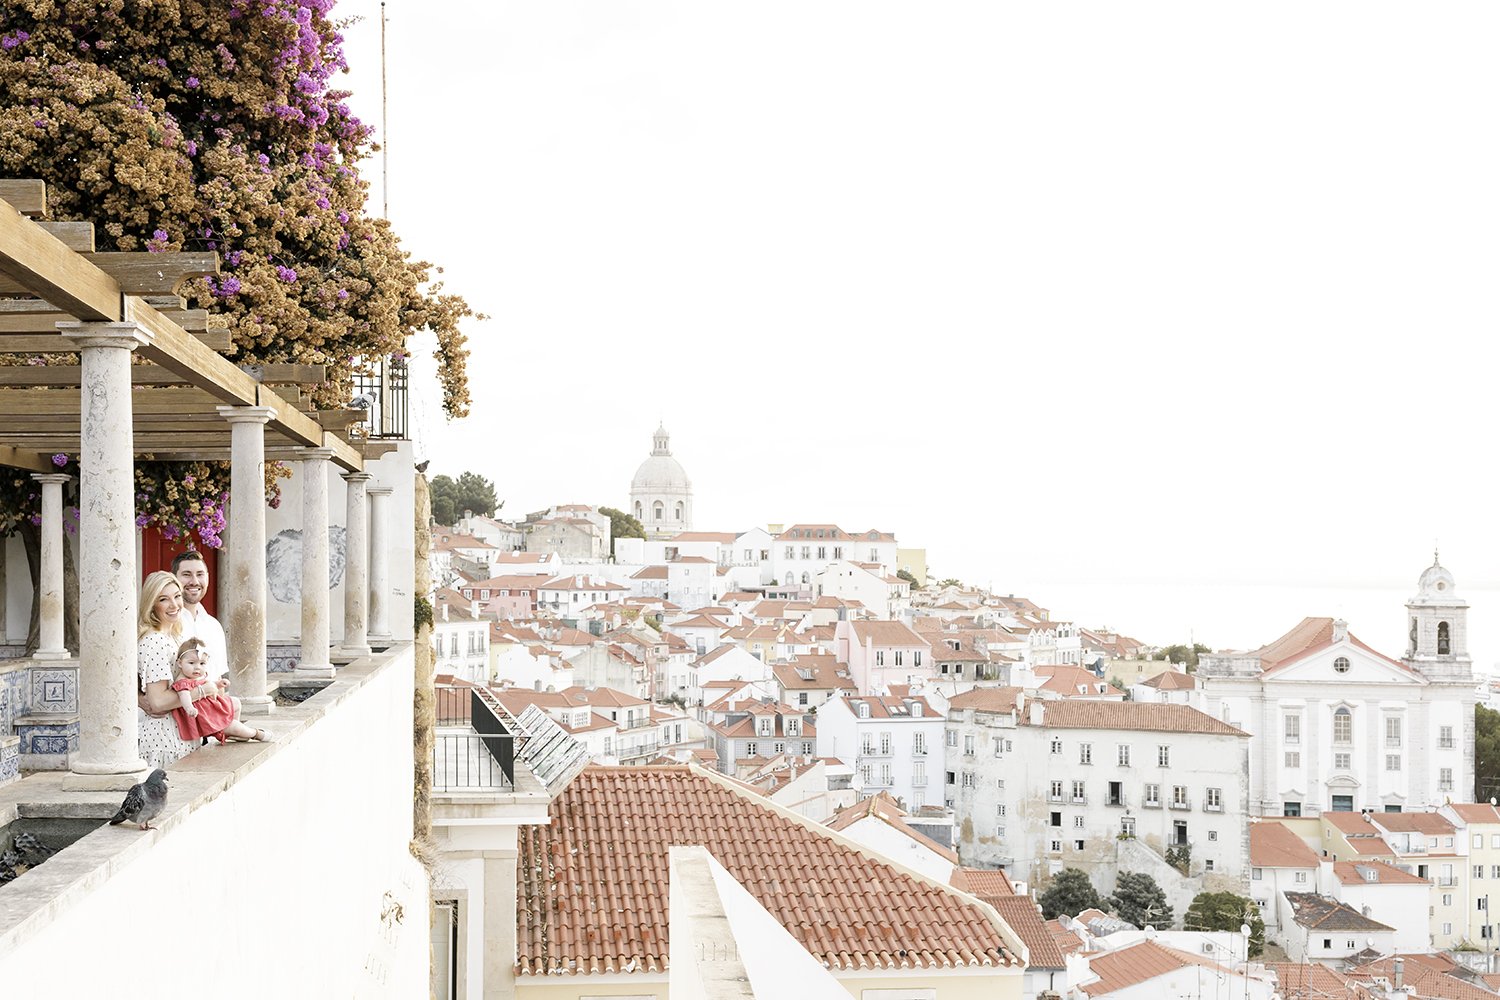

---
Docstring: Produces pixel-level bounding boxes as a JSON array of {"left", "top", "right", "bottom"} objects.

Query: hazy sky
[{"left": 334, "top": 3, "right": 1500, "bottom": 654}]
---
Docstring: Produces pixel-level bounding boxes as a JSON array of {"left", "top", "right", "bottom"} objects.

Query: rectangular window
[
  {"left": 994, "top": 737, "right": 1006, "bottom": 756},
  {"left": 1285, "top": 751, "right": 1301, "bottom": 769},
  {"left": 1208, "top": 830, "right": 1218, "bottom": 841},
  {"left": 1284, "top": 714, "right": 1301, "bottom": 744},
  {"left": 1386, "top": 754, "right": 1402, "bottom": 772},
  {"left": 1477, "top": 835, "right": 1485, "bottom": 849},
  {"left": 913, "top": 651, "right": 922, "bottom": 667},
  {"left": 816, "top": 546, "right": 826, "bottom": 560},
  {"left": 1072, "top": 780, "right": 1086, "bottom": 803},
  {"left": 1050, "top": 840, "right": 1062, "bottom": 853},
  {"left": 1144, "top": 784, "right": 1160, "bottom": 807},
  {"left": 1334, "top": 752, "right": 1351, "bottom": 770},
  {"left": 1333, "top": 710, "right": 1352, "bottom": 744},
  {"left": 1490, "top": 866, "right": 1500, "bottom": 880},
  {"left": 1117, "top": 744, "right": 1131, "bottom": 766},
  {"left": 881, "top": 732, "right": 893, "bottom": 755},
  {"left": 833, "top": 546, "right": 842, "bottom": 559},
  {"left": 997, "top": 803, "right": 1006, "bottom": 816},
  {"left": 1475, "top": 866, "right": 1485, "bottom": 880},
  {"left": 1074, "top": 815, "right": 1085, "bottom": 828},
  {"left": 1205, "top": 787, "right": 1223, "bottom": 811},
  {"left": 1295, "top": 871, "right": 1308, "bottom": 883},
  {"left": 1386, "top": 716, "right": 1402, "bottom": 748},
  {"left": 1172, "top": 785, "right": 1188, "bottom": 808},
  {"left": 1440, "top": 767, "right": 1454, "bottom": 791},
  {"left": 1205, "top": 859, "right": 1215, "bottom": 872},
  {"left": 945, "top": 730, "right": 957, "bottom": 747},
  {"left": 1121, "top": 817, "right": 1136, "bottom": 839},
  {"left": 1051, "top": 738, "right": 1063, "bottom": 755},
  {"left": 912, "top": 761, "right": 926, "bottom": 786},
  {"left": 913, "top": 732, "right": 926, "bottom": 755},
  {"left": 1050, "top": 813, "right": 1062, "bottom": 828},
  {"left": 1252, "top": 868, "right": 1263, "bottom": 881},
  {"left": 895, "top": 651, "right": 904, "bottom": 667},
  {"left": 1050, "top": 781, "right": 1064, "bottom": 801},
  {"left": 1157, "top": 745, "right": 1170, "bottom": 767},
  {"left": 1284, "top": 801, "right": 1302, "bottom": 817},
  {"left": 1074, "top": 839, "right": 1085, "bottom": 851},
  {"left": 963, "top": 734, "right": 974, "bottom": 757},
  {"left": 1080, "top": 743, "right": 1093, "bottom": 765},
  {"left": 1440, "top": 725, "right": 1455, "bottom": 749},
  {"left": 875, "top": 651, "right": 884, "bottom": 667},
  {"left": 800, "top": 546, "right": 810, "bottom": 560},
  {"left": 861, "top": 735, "right": 874, "bottom": 755},
  {"left": 1445, "top": 923, "right": 1453, "bottom": 935},
  {"left": 884, "top": 764, "right": 894, "bottom": 787},
  {"left": 860, "top": 764, "right": 871, "bottom": 785}
]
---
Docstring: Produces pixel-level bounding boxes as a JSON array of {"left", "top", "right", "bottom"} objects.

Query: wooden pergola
[
  {"left": 0, "top": 178, "right": 377, "bottom": 473},
  {"left": 0, "top": 178, "right": 393, "bottom": 790}
]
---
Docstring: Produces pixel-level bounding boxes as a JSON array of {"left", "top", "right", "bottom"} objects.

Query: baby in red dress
[{"left": 172, "top": 638, "right": 275, "bottom": 744}]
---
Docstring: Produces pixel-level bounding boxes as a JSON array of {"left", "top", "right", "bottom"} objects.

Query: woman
[{"left": 137, "top": 571, "right": 224, "bottom": 768}]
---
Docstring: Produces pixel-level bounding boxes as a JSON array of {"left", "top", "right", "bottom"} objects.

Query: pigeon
[{"left": 108, "top": 769, "right": 169, "bottom": 831}]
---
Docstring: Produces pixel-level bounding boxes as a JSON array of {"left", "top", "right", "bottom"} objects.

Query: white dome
[
  {"left": 1411, "top": 551, "right": 1464, "bottom": 606},
  {"left": 631, "top": 424, "right": 692, "bottom": 493}
]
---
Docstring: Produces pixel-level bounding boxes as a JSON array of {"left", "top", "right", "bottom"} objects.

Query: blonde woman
[{"left": 137, "top": 571, "right": 225, "bottom": 768}]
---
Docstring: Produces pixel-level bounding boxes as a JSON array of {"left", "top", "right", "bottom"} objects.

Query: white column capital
[
  {"left": 367, "top": 486, "right": 394, "bottom": 497},
  {"left": 30, "top": 473, "right": 71, "bottom": 485},
  {"left": 342, "top": 471, "right": 374, "bottom": 483},
  {"left": 297, "top": 446, "right": 338, "bottom": 462},
  {"left": 56, "top": 321, "right": 151, "bottom": 351},
  {"left": 216, "top": 404, "right": 278, "bottom": 425}
]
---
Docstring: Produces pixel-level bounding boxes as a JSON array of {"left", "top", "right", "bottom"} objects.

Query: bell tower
[{"left": 1403, "top": 551, "right": 1472, "bottom": 683}]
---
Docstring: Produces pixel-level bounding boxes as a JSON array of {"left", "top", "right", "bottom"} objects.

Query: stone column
[
  {"left": 59, "top": 323, "right": 149, "bottom": 790},
  {"left": 340, "top": 472, "right": 372, "bottom": 657},
  {"left": 366, "top": 486, "right": 394, "bottom": 644},
  {"left": 217, "top": 405, "right": 277, "bottom": 716},
  {"left": 31, "top": 473, "right": 72, "bottom": 660},
  {"left": 294, "top": 448, "right": 336, "bottom": 680}
]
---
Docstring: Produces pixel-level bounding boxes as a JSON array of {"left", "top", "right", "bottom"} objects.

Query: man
[{"left": 174, "top": 551, "right": 228, "bottom": 682}]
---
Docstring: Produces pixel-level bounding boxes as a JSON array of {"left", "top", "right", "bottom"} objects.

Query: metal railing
[
  {"left": 433, "top": 686, "right": 516, "bottom": 790},
  {"left": 351, "top": 358, "right": 409, "bottom": 439}
]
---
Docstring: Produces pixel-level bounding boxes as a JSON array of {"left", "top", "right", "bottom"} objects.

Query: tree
[
  {"left": 937, "top": 578, "right": 962, "bottom": 589},
  {"left": 599, "top": 506, "right": 646, "bottom": 556},
  {"left": 1037, "top": 868, "right": 1101, "bottom": 919},
  {"left": 1477, "top": 704, "right": 1500, "bottom": 802},
  {"left": 896, "top": 567, "right": 920, "bottom": 588},
  {"left": 1183, "top": 891, "right": 1265, "bottom": 957},
  {"left": 430, "top": 472, "right": 499, "bottom": 526},
  {"left": 1107, "top": 871, "right": 1172, "bottom": 929},
  {"left": 1157, "top": 643, "right": 1212, "bottom": 670},
  {"left": 0, "top": 2, "right": 476, "bottom": 415}
]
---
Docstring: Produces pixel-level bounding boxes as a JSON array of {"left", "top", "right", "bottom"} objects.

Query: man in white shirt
[{"left": 174, "top": 551, "right": 228, "bottom": 682}]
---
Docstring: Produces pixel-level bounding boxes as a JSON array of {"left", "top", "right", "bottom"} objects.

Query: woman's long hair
[{"left": 138, "top": 570, "right": 183, "bottom": 640}]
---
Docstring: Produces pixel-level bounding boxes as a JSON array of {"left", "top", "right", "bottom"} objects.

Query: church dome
[
  {"left": 1412, "top": 551, "right": 1463, "bottom": 606},
  {"left": 631, "top": 424, "right": 692, "bottom": 493}
]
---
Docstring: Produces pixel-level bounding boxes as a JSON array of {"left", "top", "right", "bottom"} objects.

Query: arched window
[
  {"left": 652, "top": 500, "right": 664, "bottom": 521},
  {"left": 800, "top": 572, "right": 810, "bottom": 584},
  {"left": 674, "top": 501, "right": 684, "bottom": 521},
  {"left": 634, "top": 501, "right": 642, "bottom": 519},
  {"left": 1438, "top": 621, "right": 1451, "bottom": 655},
  {"left": 783, "top": 573, "right": 794, "bottom": 586},
  {"left": 1333, "top": 707, "right": 1352, "bottom": 744},
  {"left": 1410, "top": 617, "right": 1418, "bottom": 655}
]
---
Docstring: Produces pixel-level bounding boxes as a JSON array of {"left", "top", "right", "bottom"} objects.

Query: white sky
[{"left": 334, "top": 3, "right": 1500, "bottom": 654}]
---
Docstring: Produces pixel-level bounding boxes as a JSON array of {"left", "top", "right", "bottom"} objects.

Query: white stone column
[
  {"left": 31, "top": 472, "right": 72, "bottom": 660},
  {"left": 367, "top": 486, "right": 394, "bottom": 644},
  {"left": 218, "top": 405, "right": 277, "bottom": 716},
  {"left": 340, "top": 472, "right": 372, "bottom": 657},
  {"left": 59, "top": 323, "right": 149, "bottom": 790},
  {"left": 294, "top": 448, "right": 336, "bottom": 680}
]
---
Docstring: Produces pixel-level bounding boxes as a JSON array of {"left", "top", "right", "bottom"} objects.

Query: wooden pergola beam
[
  {"left": 0, "top": 181, "right": 45, "bottom": 217},
  {"left": 0, "top": 251, "right": 218, "bottom": 297},
  {"left": 0, "top": 362, "right": 325, "bottom": 387},
  {"left": 0, "top": 445, "right": 52, "bottom": 472},
  {"left": 0, "top": 197, "right": 119, "bottom": 320}
]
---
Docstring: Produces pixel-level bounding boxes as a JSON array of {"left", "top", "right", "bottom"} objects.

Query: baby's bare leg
[{"left": 220, "top": 720, "right": 258, "bottom": 740}]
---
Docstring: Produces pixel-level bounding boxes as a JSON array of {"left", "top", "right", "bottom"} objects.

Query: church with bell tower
[{"left": 1403, "top": 552, "right": 1471, "bottom": 683}]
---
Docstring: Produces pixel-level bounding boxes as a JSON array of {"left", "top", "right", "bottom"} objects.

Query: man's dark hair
[{"left": 171, "top": 551, "right": 208, "bottom": 574}]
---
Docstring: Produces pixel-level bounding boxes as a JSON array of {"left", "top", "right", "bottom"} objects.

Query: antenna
[{"left": 380, "top": 1, "right": 390, "bottom": 219}]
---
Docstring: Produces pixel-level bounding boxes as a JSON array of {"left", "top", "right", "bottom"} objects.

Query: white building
[
  {"left": 629, "top": 423, "right": 693, "bottom": 539},
  {"left": 816, "top": 559, "right": 910, "bottom": 619},
  {"left": 1248, "top": 821, "right": 1320, "bottom": 942},
  {"left": 945, "top": 690, "right": 1253, "bottom": 911},
  {"left": 815, "top": 693, "right": 945, "bottom": 811},
  {"left": 1197, "top": 557, "right": 1476, "bottom": 818},
  {"left": 432, "top": 589, "right": 490, "bottom": 684},
  {"left": 1280, "top": 893, "right": 1397, "bottom": 964}
]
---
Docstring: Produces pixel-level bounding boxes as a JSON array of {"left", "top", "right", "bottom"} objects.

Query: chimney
[
  {"left": 1332, "top": 619, "right": 1348, "bottom": 643},
  {"left": 1394, "top": 958, "right": 1405, "bottom": 990},
  {"left": 1029, "top": 700, "right": 1044, "bottom": 726},
  {"left": 441, "top": 602, "right": 450, "bottom": 622}
]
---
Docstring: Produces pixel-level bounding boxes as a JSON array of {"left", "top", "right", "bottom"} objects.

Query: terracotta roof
[
  {"left": 1028, "top": 701, "right": 1248, "bottom": 737},
  {"left": 540, "top": 575, "right": 627, "bottom": 592},
  {"left": 948, "top": 687, "right": 1025, "bottom": 713},
  {"left": 1250, "top": 616, "right": 1409, "bottom": 675},
  {"left": 1332, "top": 860, "right": 1430, "bottom": 886},
  {"left": 1250, "top": 822, "right": 1320, "bottom": 868},
  {"left": 848, "top": 620, "right": 929, "bottom": 647},
  {"left": 950, "top": 866, "right": 1014, "bottom": 898},
  {"left": 669, "top": 531, "right": 739, "bottom": 542},
  {"left": 989, "top": 896, "right": 1067, "bottom": 970},
  {"left": 1035, "top": 665, "right": 1115, "bottom": 697},
  {"left": 433, "top": 532, "right": 495, "bottom": 550},
  {"left": 1047, "top": 917, "right": 1088, "bottom": 956},
  {"left": 631, "top": 565, "right": 668, "bottom": 580},
  {"left": 1346, "top": 956, "right": 1497, "bottom": 1000},
  {"left": 1085, "top": 940, "right": 1244, "bottom": 997},
  {"left": 1140, "top": 670, "right": 1196, "bottom": 690},
  {"left": 1323, "top": 811, "right": 1382, "bottom": 836},
  {"left": 515, "top": 766, "right": 1018, "bottom": 976},
  {"left": 772, "top": 655, "right": 856, "bottom": 691},
  {"left": 1270, "top": 963, "right": 1377, "bottom": 1000},
  {"left": 843, "top": 696, "right": 938, "bottom": 720},
  {"left": 1449, "top": 803, "right": 1500, "bottom": 824},
  {"left": 1283, "top": 892, "right": 1394, "bottom": 931},
  {"left": 826, "top": 792, "right": 960, "bottom": 864},
  {"left": 1372, "top": 812, "right": 1455, "bottom": 836}
]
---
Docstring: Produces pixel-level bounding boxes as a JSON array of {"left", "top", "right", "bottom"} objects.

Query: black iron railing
[
  {"left": 351, "top": 359, "right": 408, "bottom": 439},
  {"left": 432, "top": 685, "right": 516, "bottom": 789}
]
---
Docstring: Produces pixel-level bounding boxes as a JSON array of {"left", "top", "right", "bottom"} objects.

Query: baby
[{"left": 171, "top": 638, "right": 274, "bottom": 745}]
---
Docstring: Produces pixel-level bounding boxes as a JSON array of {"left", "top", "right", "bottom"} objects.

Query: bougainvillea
[{"left": 0, "top": 0, "right": 474, "bottom": 416}]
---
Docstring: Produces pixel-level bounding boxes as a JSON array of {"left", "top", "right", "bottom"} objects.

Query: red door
[{"left": 139, "top": 527, "right": 219, "bottom": 617}]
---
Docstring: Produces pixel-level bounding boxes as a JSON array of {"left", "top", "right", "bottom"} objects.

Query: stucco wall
[{"left": 0, "top": 645, "right": 426, "bottom": 996}]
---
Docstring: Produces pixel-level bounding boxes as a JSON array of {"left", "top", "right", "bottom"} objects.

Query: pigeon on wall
[{"left": 108, "top": 769, "right": 169, "bottom": 831}]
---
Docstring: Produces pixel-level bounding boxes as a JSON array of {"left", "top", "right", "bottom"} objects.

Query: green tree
[
  {"left": 599, "top": 506, "right": 646, "bottom": 556},
  {"left": 1183, "top": 892, "right": 1265, "bottom": 957},
  {"left": 896, "top": 567, "right": 920, "bottom": 588},
  {"left": 430, "top": 472, "right": 499, "bottom": 526},
  {"left": 1477, "top": 704, "right": 1500, "bottom": 802},
  {"left": 0, "top": 2, "right": 476, "bottom": 415},
  {"left": 1037, "top": 868, "right": 1101, "bottom": 919},
  {"left": 1157, "top": 643, "right": 1212, "bottom": 670},
  {"left": 938, "top": 577, "right": 962, "bottom": 589},
  {"left": 1107, "top": 872, "right": 1172, "bottom": 929}
]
